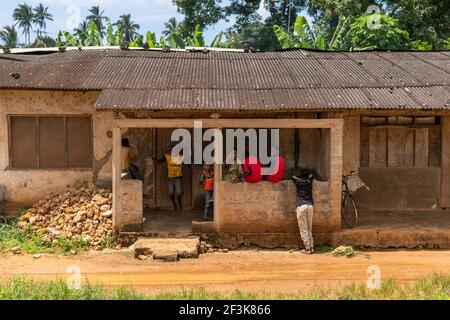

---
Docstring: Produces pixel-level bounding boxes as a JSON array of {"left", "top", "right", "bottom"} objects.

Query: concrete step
[{"left": 134, "top": 236, "right": 200, "bottom": 262}]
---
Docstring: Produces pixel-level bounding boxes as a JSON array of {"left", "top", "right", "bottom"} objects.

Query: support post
[
  {"left": 112, "top": 126, "right": 122, "bottom": 231},
  {"left": 440, "top": 116, "right": 450, "bottom": 208},
  {"left": 213, "top": 128, "right": 222, "bottom": 229},
  {"left": 329, "top": 123, "right": 343, "bottom": 231}
]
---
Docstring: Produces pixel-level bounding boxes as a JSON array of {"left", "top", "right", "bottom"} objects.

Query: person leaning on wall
[
  {"left": 121, "top": 138, "right": 142, "bottom": 180},
  {"left": 223, "top": 149, "right": 243, "bottom": 183}
]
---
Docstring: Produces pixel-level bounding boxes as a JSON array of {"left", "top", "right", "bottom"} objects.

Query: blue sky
[{"left": 0, "top": 0, "right": 272, "bottom": 45}]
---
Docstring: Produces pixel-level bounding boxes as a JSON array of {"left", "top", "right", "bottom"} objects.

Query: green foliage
[
  {"left": 0, "top": 274, "right": 448, "bottom": 300},
  {"left": 332, "top": 245, "right": 356, "bottom": 258},
  {"left": 31, "top": 35, "right": 56, "bottom": 48},
  {"left": 274, "top": 16, "right": 352, "bottom": 50},
  {"left": 442, "top": 39, "right": 450, "bottom": 50},
  {"left": 99, "top": 235, "right": 116, "bottom": 250},
  {"left": 172, "top": 0, "right": 224, "bottom": 38},
  {"left": 192, "top": 24, "right": 205, "bottom": 47},
  {"left": 210, "top": 31, "right": 225, "bottom": 48},
  {"left": 0, "top": 219, "right": 93, "bottom": 254},
  {"left": 410, "top": 40, "right": 433, "bottom": 51},
  {"left": 315, "top": 244, "right": 334, "bottom": 252},
  {"left": 0, "top": 25, "right": 19, "bottom": 49},
  {"left": 105, "top": 17, "right": 124, "bottom": 46},
  {"left": 0, "top": 219, "right": 54, "bottom": 254},
  {"left": 348, "top": 14, "right": 410, "bottom": 50},
  {"left": 86, "top": 21, "right": 102, "bottom": 46},
  {"left": 13, "top": 3, "right": 34, "bottom": 45},
  {"left": 56, "top": 235, "right": 89, "bottom": 254},
  {"left": 385, "top": 0, "right": 450, "bottom": 49}
]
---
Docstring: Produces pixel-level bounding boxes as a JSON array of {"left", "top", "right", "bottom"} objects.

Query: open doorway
[{"left": 143, "top": 128, "right": 204, "bottom": 235}]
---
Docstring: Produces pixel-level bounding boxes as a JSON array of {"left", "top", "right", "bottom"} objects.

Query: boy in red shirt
[
  {"left": 200, "top": 164, "right": 214, "bottom": 221},
  {"left": 267, "top": 155, "right": 285, "bottom": 183},
  {"left": 242, "top": 153, "right": 262, "bottom": 183}
]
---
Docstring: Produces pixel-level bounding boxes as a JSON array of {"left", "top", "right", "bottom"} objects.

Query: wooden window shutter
[
  {"left": 10, "top": 116, "right": 38, "bottom": 168},
  {"left": 66, "top": 117, "right": 92, "bottom": 168},
  {"left": 39, "top": 117, "right": 66, "bottom": 168}
]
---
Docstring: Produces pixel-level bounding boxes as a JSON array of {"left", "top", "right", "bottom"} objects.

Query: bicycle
[{"left": 341, "top": 171, "right": 359, "bottom": 228}]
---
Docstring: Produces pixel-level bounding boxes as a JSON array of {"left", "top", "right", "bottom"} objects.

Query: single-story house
[{"left": 0, "top": 47, "right": 449, "bottom": 248}]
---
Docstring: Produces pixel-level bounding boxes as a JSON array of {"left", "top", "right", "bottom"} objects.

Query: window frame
[{"left": 7, "top": 114, "right": 93, "bottom": 170}]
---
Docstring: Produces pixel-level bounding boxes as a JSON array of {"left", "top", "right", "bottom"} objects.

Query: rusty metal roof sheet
[
  {"left": 94, "top": 86, "right": 449, "bottom": 111},
  {"left": 0, "top": 48, "right": 449, "bottom": 111}
]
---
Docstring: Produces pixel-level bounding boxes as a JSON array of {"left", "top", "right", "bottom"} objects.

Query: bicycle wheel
[{"left": 341, "top": 192, "right": 358, "bottom": 228}]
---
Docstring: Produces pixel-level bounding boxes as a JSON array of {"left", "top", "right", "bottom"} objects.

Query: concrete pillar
[
  {"left": 112, "top": 126, "right": 122, "bottom": 231},
  {"left": 329, "top": 123, "right": 343, "bottom": 231},
  {"left": 213, "top": 128, "right": 223, "bottom": 229},
  {"left": 440, "top": 116, "right": 450, "bottom": 208},
  {"left": 342, "top": 115, "right": 360, "bottom": 175}
]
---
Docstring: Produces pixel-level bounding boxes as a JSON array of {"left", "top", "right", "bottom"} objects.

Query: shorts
[{"left": 168, "top": 177, "right": 183, "bottom": 195}]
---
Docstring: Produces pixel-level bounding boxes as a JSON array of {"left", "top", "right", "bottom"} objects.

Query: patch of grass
[
  {"left": 99, "top": 235, "right": 116, "bottom": 250},
  {"left": 315, "top": 244, "right": 334, "bottom": 253},
  {"left": 56, "top": 235, "right": 89, "bottom": 254},
  {"left": 332, "top": 246, "right": 356, "bottom": 258},
  {"left": 0, "top": 219, "right": 55, "bottom": 254},
  {"left": 0, "top": 273, "right": 448, "bottom": 300},
  {"left": 17, "top": 206, "right": 32, "bottom": 214},
  {"left": 0, "top": 219, "right": 93, "bottom": 255}
]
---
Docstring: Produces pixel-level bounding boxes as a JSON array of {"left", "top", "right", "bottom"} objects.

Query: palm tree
[
  {"left": 115, "top": 14, "right": 140, "bottom": 43},
  {"left": 0, "top": 25, "right": 19, "bottom": 48},
  {"left": 162, "top": 17, "right": 179, "bottom": 40},
  {"left": 33, "top": 3, "right": 53, "bottom": 37},
  {"left": 86, "top": 6, "right": 105, "bottom": 38},
  {"left": 13, "top": 3, "right": 34, "bottom": 45},
  {"left": 76, "top": 20, "right": 90, "bottom": 35}
]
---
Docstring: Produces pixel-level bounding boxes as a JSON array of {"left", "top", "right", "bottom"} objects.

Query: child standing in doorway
[{"left": 201, "top": 164, "right": 214, "bottom": 221}]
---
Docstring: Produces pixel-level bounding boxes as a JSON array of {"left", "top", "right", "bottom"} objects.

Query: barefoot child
[{"left": 200, "top": 164, "right": 214, "bottom": 221}]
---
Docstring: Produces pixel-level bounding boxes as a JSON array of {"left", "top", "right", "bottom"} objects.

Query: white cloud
[{"left": 257, "top": 0, "right": 269, "bottom": 19}]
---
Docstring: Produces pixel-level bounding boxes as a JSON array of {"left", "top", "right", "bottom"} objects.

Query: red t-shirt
[
  {"left": 267, "top": 156, "right": 285, "bottom": 183},
  {"left": 242, "top": 156, "right": 262, "bottom": 183}
]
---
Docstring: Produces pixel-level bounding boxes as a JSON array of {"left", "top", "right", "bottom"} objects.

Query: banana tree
[
  {"left": 85, "top": 21, "right": 102, "bottom": 46},
  {"left": 210, "top": 31, "right": 226, "bottom": 47},
  {"left": 274, "top": 16, "right": 352, "bottom": 51},
  {"left": 56, "top": 30, "right": 81, "bottom": 47},
  {"left": 105, "top": 17, "right": 124, "bottom": 46},
  {"left": 57, "top": 21, "right": 103, "bottom": 47},
  {"left": 184, "top": 24, "right": 205, "bottom": 47}
]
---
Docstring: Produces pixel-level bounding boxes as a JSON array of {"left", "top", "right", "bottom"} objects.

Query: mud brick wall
[
  {"left": 217, "top": 179, "right": 332, "bottom": 234},
  {"left": 117, "top": 180, "right": 143, "bottom": 232}
]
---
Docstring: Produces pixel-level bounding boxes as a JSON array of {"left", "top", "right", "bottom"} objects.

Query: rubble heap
[{"left": 18, "top": 182, "right": 114, "bottom": 250}]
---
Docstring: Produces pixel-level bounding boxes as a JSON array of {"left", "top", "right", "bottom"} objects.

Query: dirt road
[{"left": 1, "top": 249, "right": 449, "bottom": 294}]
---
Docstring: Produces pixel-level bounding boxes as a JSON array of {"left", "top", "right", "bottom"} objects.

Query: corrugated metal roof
[
  {"left": 94, "top": 86, "right": 449, "bottom": 111},
  {"left": 0, "top": 48, "right": 449, "bottom": 111}
]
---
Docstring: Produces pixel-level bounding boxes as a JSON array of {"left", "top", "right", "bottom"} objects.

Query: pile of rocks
[
  {"left": 199, "top": 241, "right": 228, "bottom": 254},
  {"left": 18, "top": 182, "right": 113, "bottom": 250}
]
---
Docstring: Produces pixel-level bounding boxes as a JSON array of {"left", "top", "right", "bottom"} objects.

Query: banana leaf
[
  {"left": 105, "top": 18, "right": 115, "bottom": 46},
  {"left": 169, "top": 33, "right": 185, "bottom": 49},
  {"left": 129, "top": 35, "right": 144, "bottom": 47},
  {"left": 273, "top": 25, "right": 294, "bottom": 49},
  {"left": 192, "top": 24, "right": 205, "bottom": 47},
  {"left": 114, "top": 24, "right": 124, "bottom": 46},
  {"left": 64, "top": 30, "right": 81, "bottom": 47},
  {"left": 210, "top": 31, "right": 224, "bottom": 47},
  {"left": 146, "top": 31, "right": 157, "bottom": 48},
  {"left": 86, "top": 21, "right": 102, "bottom": 46}
]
